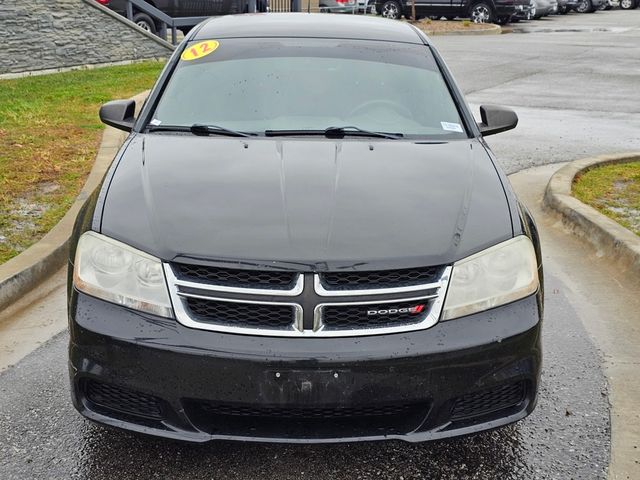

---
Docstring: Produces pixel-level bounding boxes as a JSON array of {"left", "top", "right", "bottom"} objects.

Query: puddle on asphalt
[{"left": 511, "top": 27, "right": 630, "bottom": 34}]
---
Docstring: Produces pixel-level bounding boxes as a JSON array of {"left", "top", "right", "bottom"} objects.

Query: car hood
[{"left": 100, "top": 135, "right": 513, "bottom": 271}]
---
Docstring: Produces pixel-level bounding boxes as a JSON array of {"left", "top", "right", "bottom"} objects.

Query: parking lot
[{"left": 1, "top": 9, "right": 639, "bottom": 480}]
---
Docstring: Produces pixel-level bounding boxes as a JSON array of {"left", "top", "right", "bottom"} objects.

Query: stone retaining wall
[{"left": 0, "top": 0, "right": 173, "bottom": 76}]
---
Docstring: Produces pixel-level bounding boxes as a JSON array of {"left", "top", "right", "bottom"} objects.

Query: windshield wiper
[
  {"left": 325, "top": 126, "right": 403, "bottom": 140},
  {"left": 147, "top": 124, "right": 253, "bottom": 138},
  {"left": 265, "top": 126, "right": 403, "bottom": 140},
  {"left": 190, "top": 124, "right": 254, "bottom": 137}
]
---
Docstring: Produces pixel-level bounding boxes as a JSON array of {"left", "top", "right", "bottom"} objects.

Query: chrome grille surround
[{"left": 165, "top": 264, "right": 451, "bottom": 337}]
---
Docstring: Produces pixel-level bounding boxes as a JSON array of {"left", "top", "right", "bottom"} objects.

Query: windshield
[{"left": 150, "top": 38, "right": 468, "bottom": 140}]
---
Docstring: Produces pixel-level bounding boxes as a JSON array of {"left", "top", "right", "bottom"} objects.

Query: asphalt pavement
[{"left": 2, "top": 10, "right": 640, "bottom": 480}]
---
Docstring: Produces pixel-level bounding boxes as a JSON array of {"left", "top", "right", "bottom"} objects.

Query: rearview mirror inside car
[
  {"left": 478, "top": 105, "right": 518, "bottom": 137},
  {"left": 99, "top": 99, "right": 136, "bottom": 132}
]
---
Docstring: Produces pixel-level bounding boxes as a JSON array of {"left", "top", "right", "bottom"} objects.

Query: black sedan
[
  {"left": 377, "top": 0, "right": 518, "bottom": 24},
  {"left": 68, "top": 13, "right": 543, "bottom": 444}
]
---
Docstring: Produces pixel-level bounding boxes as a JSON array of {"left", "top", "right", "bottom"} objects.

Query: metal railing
[
  {"left": 123, "top": 0, "right": 304, "bottom": 45},
  {"left": 124, "top": 0, "right": 209, "bottom": 45}
]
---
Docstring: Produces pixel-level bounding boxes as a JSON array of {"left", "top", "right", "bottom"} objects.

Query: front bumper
[
  {"left": 495, "top": 4, "right": 519, "bottom": 16},
  {"left": 319, "top": 4, "right": 357, "bottom": 13},
  {"left": 514, "top": 4, "right": 533, "bottom": 17},
  {"left": 69, "top": 290, "right": 542, "bottom": 443}
]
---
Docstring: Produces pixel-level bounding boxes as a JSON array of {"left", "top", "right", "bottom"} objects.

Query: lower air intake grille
[
  {"left": 198, "top": 403, "right": 416, "bottom": 419},
  {"left": 451, "top": 381, "right": 526, "bottom": 421},
  {"left": 85, "top": 380, "right": 162, "bottom": 419},
  {"left": 186, "top": 297, "right": 295, "bottom": 328},
  {"left": 185, "top": 400, "right": 431, "bottom": 438}
]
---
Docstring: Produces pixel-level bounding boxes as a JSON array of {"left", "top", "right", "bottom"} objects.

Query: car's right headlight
[
  {"left": 73, "top": 231, "right": 174, "bottom": 318},
  {"left": 442, "top": 235, "right": 539, "bottom": 321}
]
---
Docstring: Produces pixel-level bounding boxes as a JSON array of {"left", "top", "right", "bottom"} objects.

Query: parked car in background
[
  {"left": 97, "top": 0, "right": 266, "bottom": 34},
  {"left": 529, "top": 0, "right": 554, "bottom": 17},
  {"left": 574, "top": 0, "right": 606, "bottom": 11},
  {"left": 557, "top": 0, "right": 581, "bottom": 13},
  {"left": 320, "top": 0, "right": 358, "bottom": 12},
  {"left": 377, "top": 0, "right": 517, "bottom": 23},
  {"left": 511, "top": 0, "right": 533, "bottom": 21},
  {"left": 357, "top": 0, "right": 377, "bottom": 13}
]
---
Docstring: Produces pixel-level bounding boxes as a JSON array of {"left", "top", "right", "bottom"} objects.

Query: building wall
[{"left": 0, "top": 0, "right": 173, "bottom": 76}]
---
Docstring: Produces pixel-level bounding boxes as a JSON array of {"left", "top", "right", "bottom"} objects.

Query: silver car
[
  {"left": 529, "top": 0, "right": 554, "bottom": 18},
  {"left": 320, "top": 0, "right": 358, "bottom": 13}
]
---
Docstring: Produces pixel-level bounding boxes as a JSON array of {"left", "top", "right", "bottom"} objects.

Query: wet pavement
[
  {"left": 0, "top": 273, "right": 609, "bottom": 479},
  {"left": 2, "top": 9, "right": 640, "bottom": 480}
]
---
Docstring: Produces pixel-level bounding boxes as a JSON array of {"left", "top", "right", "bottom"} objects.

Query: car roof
[{"left": 193, "top": 13, "right": 427, "bottom": 45}]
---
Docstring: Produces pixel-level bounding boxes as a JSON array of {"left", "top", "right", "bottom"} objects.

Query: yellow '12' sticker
[{"left": 181, "top": 40, "right": 219, "bottom": 61}]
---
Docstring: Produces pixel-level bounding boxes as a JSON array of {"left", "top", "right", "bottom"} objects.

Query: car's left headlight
[
  {"left": 73, "top": 231, "right": 174, "bottom": 318},
  {"left": 442, "top": 235, "right": 539, "bottom": 321}
]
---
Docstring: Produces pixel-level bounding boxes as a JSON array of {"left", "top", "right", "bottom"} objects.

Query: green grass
[
  {"left": 0, "top": 61, "right": 164, "bottom": 264},
  {"left": 573, "top": 161, "right": 640, "bottom": 236}
]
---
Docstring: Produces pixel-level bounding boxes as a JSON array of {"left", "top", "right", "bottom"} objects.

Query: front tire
[
  {"left": 380, "top": 0, "right": 402, "bottom": 19},
  {"left": 575, "top": 0, "right": 592, "bottom": 12},
  {"left": 469, "top": 1, "right": 494, "bottom": 23},
  {"left": 619, "top": 0, "right": 636, "bottom": 8},
  {"left": 132, "top": 13, "right": 156, "bottom": 34}
]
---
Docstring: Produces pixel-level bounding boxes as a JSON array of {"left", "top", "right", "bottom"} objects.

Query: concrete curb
[
  {"left": 0, "top": 92, "right": 147, "bottom": 312},
  {"left": 543, "top": 152, "right": 640, "bottom": 277},
  {"left": 427, "top": 24, "right": 502, "bottom": 36},
  {"left": 0, "top": 59, "right": 167, "bottom": 81}
]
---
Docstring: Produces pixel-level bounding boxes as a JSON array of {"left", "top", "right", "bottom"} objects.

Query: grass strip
[
  {"left": 0, "top": 61, "right": 164, "bottom": 264},
  {"left": 573, "top": 161, "right": 640, "bottom": 236}
]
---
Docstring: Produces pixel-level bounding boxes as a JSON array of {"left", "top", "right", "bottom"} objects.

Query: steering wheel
[{"left": 348, "top": 99, "right": 413, "bottom": 120}]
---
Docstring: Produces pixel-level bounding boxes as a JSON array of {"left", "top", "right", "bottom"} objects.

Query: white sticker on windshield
[
  {"left": 149, "top": 119, "right": 162, "bottom": 126},
  {"left": 441, "top": 122, "right": 463, "bottom": 133}
]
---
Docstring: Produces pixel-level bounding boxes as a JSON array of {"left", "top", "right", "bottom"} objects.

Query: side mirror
[
  {"left": 478, "top": 105, "right": 518, "bottom": 137},
  {"left": 99, "top": 99, "right": 136, "bottom": 132}
]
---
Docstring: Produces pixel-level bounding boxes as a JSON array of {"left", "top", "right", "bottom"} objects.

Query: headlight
[
  {"left": 442, "top": 236, "right": 539, "bottom": 321},
  {"left": 73, "top": 231, "right": 174, "bottom": 318}
]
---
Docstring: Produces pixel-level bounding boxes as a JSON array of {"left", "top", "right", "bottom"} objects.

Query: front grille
[
  {"left": 174, "top": 263, "right": 297, "bottom": 290},
  {"left": 198, "top": 402, "right": 417, "bottom": 419},
  {"left": 166, "top": 262, "right": 451, "bottom": 337},
  {"left": 319, "top": 266, "right": 444, "bottom": 291},
  {"left": 186, "top": 297, "right": 295, "bottom": 328},
  {"left": 85, "top": 380, "right": 162, "bottom": 419},
  {"left": 321, "top": 299, "right": 431, "bottom": 330},
  {"left": 450, "top": 382, "right": 526, "bottom": 421}
]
